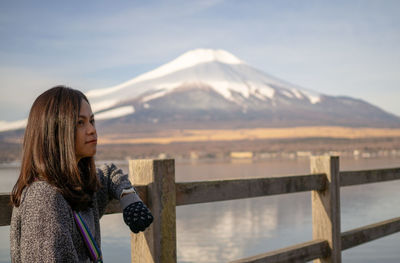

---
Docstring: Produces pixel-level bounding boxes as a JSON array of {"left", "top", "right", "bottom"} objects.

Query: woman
[{"left": 10, "top": 86, "right": 153, "bottom": 262}]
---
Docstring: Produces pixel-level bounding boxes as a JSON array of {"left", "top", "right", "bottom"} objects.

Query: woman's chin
[{"left": 76, "top": 151, "right": 97, "bottom": 161}]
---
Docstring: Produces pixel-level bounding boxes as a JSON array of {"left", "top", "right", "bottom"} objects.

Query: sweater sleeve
[
  {"left": 18, "top": 183, "right": 80, "bottom": 262},
  {"left": 95, "top": 163, "right": 133, "bottom": 217}
]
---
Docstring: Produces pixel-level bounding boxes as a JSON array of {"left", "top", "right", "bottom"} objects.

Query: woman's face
[{"left": 75, "top": 99, "right": 97, "bottom": 162}]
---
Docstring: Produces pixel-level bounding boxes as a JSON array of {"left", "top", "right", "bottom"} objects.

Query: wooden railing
[{"left": 1, "top": 156, "right": 400, "bottom": 262}]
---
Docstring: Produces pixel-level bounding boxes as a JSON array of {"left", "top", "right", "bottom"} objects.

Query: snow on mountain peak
[
  {"left": 134, "top": 49, "right": 243, "bottom": 84},
  {"left": 174, "top": 49, "right": 243, "bottom": 67},
  {"left": 86, "top": 49, "right": 243, "bottom": 99}
]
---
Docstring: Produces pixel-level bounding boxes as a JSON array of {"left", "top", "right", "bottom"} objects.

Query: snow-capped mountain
[
  {"left": 1, "top": 48, "right": 400, "bottom": 133},
  {"left": 88, "top": 48, "right": 400, "bottom": 132},
  {"left": 88, "top": 49, "right": 321, "bottom": 119}
]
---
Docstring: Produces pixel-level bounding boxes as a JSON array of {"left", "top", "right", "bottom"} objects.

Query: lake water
[{"left": 1, "top": 156, "right": 400, "bottom": 262}]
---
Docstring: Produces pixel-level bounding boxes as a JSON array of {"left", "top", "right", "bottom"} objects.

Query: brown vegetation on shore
[{"left": 98, "top": 126, "right": 400, "bottom": 145}]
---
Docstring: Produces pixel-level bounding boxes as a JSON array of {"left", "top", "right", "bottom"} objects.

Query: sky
[{"left": 0, "top": 0, "right": 400, "bottom": 122}]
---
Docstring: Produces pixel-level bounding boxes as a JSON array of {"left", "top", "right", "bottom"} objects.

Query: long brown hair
[{"left": 11, "top": 86, "right": 100, "bottom": 211}]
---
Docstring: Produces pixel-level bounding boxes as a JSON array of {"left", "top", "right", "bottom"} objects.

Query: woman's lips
[{"left": 85, "top": 139, "right": 97, "bottom": 144}]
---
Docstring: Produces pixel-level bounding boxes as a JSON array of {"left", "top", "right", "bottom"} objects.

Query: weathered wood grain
[
  {"left": 341, "top": 217, "right": 400, "bottom": 250},
  {"left": 311, "top": 156, "right": 341, "bottom": 263},
  {"left": 129, "top": 159, "right": 176, "bottom": 263},
  {"left": 176, "top": 173, "right": 326, "bottom": 206},
  {"left": 340, "top": 168, "right": 400, "bottom": 187},
  {"left": 0, "top": 193, "right": 11, "bottom": 226},
  {"left": 229, "top": 240, "right": 330, "bottom": 263}
]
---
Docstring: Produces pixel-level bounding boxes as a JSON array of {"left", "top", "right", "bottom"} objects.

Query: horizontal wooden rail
[
  {"left": 341, "top": 217, "right": 400, "bottom": 250},
  {"left": 0, "top": 185, "right": 147, "bottom": 226},
  {"left": 340, "top": 167, "right": 400, "bottom": 187},
  {"left": 229, "top": 240, "right": 330, "bottom": 263},
  {"left": 175, "top": 167, "right": 400, "bottom": 207},
  {"left": 0, "top": 193, "right": 11, "bottom": 227},
  {"left": 176, "top": 173, "right": 326, "bottom": 206}
]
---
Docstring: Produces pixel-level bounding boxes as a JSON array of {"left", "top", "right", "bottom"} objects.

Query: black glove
[{"left": 123, "top": 201, "right": 154, "bottom": 233}]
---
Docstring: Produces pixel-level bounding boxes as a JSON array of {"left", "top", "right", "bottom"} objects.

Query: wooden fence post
[
  {"left": 129, "top": 159, "right": 177, "bottom": 263},
  {"left": 310, "top": 156, "right": 341, "bottom": 263}
]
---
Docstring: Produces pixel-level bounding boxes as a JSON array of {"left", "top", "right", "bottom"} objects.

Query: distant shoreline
[{"left": 2, "top": 126, "right": 400, "bottom": 164}]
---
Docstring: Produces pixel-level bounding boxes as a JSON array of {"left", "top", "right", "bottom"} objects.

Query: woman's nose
[{"left": 87, "top": 123, "right": 96, "bottom": 134}]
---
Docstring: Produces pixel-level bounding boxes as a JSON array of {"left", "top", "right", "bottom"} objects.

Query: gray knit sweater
[{"left": 10, "top": 163, "right": 135, "bottom": 262}]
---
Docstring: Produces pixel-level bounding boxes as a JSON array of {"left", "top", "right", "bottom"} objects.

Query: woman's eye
[
  {"left": 78, "top": 120, "right": 84, "bottom": 126},
  {"left": 90, "top": 119, "right": 95, "bottom": 125}
]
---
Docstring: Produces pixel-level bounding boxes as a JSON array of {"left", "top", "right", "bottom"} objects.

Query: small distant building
[
  {"left": 158, "top": 153, "right": 167, "bottom": 159},
  {"left": 190, "top": 151, "right": 199, "bottom": 160},
  {"left": 296, "top": 151, "right": 312, "bottom": 158},
  {"left": 230, "top": 151, "right": 253, "bottom": 159},
  {"left": 259, "top": 152, "right": 277, "bottom": 159},
  {"left": 328, "top": 151, "right": 341, "bottom": 156}
]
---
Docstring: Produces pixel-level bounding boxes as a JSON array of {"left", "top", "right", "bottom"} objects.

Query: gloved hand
[
  {"left": 123, "top": 201, "right": 153, "bottom": 233},
  {"left": 122, "top": 198, "right": 153, "bottom": 233}
]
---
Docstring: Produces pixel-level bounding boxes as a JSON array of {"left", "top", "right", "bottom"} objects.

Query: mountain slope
[
  {"left": 89, "top": 49, "right": 400, "bottom": 132},
  {"left": 97, "top": 85, "right": 400, "bottom": 134}
]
